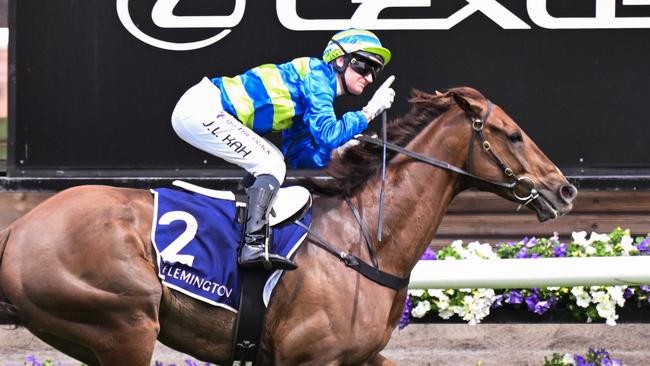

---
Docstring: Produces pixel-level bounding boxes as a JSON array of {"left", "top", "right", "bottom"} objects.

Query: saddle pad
[{"left": 151, "top": 188, "right": 311, "bottom": 312}]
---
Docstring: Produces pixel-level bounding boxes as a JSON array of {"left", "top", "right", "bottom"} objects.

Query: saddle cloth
[{"left": 150, "top": 188, "right": 312, "bottom": 312}]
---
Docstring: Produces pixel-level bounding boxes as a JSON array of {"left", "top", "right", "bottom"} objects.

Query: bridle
[
  {"left": 357, "top": 99, "right": 540, "bottom": 206},
  {"left": 295, "top": 98, "right": 542, "bottom": 290}
]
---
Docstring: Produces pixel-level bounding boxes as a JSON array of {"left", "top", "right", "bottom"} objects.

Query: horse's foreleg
[
  {"left": 366, "top": 353, "right": 397, "bottom": 366},
  {"left": 93, "top": 316, "right": 160, "bottom": 366}
]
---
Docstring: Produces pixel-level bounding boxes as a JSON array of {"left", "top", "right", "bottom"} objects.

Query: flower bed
[
  {"left": 545, "top": 348, "right": 625, "bottom": 366},
  {"left": 402, "top": 228, "right": 650, "bottom": 329}
]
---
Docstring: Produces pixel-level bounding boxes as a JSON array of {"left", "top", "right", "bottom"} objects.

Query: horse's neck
[{"left": 353, "top": 117, "right": 468, "bottom": 277}]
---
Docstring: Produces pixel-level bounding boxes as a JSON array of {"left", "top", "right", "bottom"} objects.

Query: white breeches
[{"left": 171, "top": 77, "right": 286, "bottom": 184}]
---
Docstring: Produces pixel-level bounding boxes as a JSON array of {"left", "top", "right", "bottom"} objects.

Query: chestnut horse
[{"left": 0, "top": 87, "right": 577, "bottom": 365}]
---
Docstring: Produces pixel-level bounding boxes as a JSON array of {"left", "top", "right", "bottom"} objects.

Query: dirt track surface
[{"left": 1, "top": 323, "right": 649, "bottom": 365}]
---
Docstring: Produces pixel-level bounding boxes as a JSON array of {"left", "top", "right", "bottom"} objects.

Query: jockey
[{"left": 171, "top": 29, "right": 395, "bottom": 271}]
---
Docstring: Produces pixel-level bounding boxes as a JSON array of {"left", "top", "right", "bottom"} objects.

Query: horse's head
[
  {"left": 309, "top": 86, "right": 576, "bottom": 222},
  {"left": 444, "top": 87, "right": 577, "bottom": 222}
]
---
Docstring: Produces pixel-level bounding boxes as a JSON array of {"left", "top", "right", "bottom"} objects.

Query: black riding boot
[{"left": 238, "top": 176, "right": 297, "bottom": 271}]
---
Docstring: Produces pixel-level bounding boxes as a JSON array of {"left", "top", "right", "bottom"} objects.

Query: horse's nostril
[{"left": 560, "top": 184, "right": 578, "bottom": 202}]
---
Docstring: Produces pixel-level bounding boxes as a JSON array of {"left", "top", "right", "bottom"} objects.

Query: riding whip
[{"left": 377, "top": 109, "right": 387, "bottom": 242}]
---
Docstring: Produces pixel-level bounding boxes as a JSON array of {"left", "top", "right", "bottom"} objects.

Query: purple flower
[
  {"left": 530, "top": 252, "right": 540, "bottom": 259},
  {"left": 624, "top": 288, "right": 634, "bottom": 299},
  {"left": 506, "top": 241, "right": 517, "bottom": 247},
  {"left": 533, "top": 302, "right": 550, "bottom": 315},
  {"left": 25, "top": 356, "right": 41, "bottom": 366},
  {"left": 185, "top": 360, "right": 199, "bottom": 366},
  {"left": 525, "top": 293, "right": 539, "bottom": 312},
  {"left": 574, "top": 355, "right": 597, "bottom": 366},
  {"left": 399, "top": 296, "right": 412, "bottom": 330},
  {"left": 638, "top": 238, "right": 650, "bottom": 254},
  {"left": 526, "top": 237, "right": 537, "bottom": 248},
  {"left": 515, "top": 247, "right": 528, "bottom": 258},
  {"left": 641, "top": 285, "right": 650, "bottom": 293},
  {"left": 421, "top": 247, "right": 437, "bottom": 260},
  {"left": 524, "top": 293, "right": 558, "bottom": 315},
  {"left": 505, "top": 290, "right": 523, "bottom": 304},
  {"left": 492, "top": 294, "right": 504, "bottom": 308},
  {"left": 554, "top": 242, "right": 568, "bottom": 257},
  {"left": 155, "top": 362, "right": 163, "bottom": 366},
  {"left": 592, "top": 348, "right": 610, "bottom": 359}
]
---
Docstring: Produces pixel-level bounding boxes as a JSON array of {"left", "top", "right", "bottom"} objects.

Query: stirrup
[{"left": 238, "top": 243, "right": 297, "bottom": 271}]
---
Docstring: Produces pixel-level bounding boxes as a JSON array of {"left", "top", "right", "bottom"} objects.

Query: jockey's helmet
[{"left": 322, "top": 29, "right": 391, "bottom": 68}]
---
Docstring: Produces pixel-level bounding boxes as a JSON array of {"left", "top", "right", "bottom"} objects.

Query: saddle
[{"left": 172, "top": 180, "right": 311, "bottom": 228}]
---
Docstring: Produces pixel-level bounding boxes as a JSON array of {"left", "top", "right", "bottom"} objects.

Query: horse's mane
[{"left": 301, "top": 86, "right": 484, "bottom": 197}]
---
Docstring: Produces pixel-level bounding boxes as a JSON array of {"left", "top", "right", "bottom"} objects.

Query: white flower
[
  {"left": 590, "top": 290, "right": 609, "bottom": 305},
  {"left": 571, "top": 287, "right": 592, "bottom": 308},
  {"left": 451, "top": 240, "right": 467, "bottom": 259},
  {"left": 455, "top": 291, "right": 494, "bottom": 326},
  {"left": 435, "top": 296, "right": 450, "bottom": 311},
  {"left": 411, "top": 300, "right": 431, "bottom": 318},
  {"left": 476, "top": 288, "right": 496, "bottom": 299},
  {"left": 562, "top": 353, "right": 576, "bottom": 365},
  {"left": 476, "top": 243, "right": 498, "bottom": 259},
  {"left": 619, "top": 235, "right": 636, "bottom": 255},
  {"left": 605, "top": 316, "right": 618, "bottom": 326},
  {"left": 585, "top": 245, "right": 596, "bottom": 255},
  {"left": 596, "top": 300, "right": 618, "bottom": 325},
  {"left": 571, "top": 286, "right": 585, "bottom": 296},
  {"left": 438, "top": 306, "right": 456, "bottom": 319},
  {"left": 427, "top": 289, "right": 444, "bottom": 298},
  {"left": 408, "top": 289, "right": 425, "bottom": 297},
  {"left": 466, "top": 241, "right": 497, "bottom": 260},
  {"left": 588, "top": 232, "right": 610, "bottom": 244},
  {"left": 607, "top": 286, "right": 627, "bottom": 307},
  {"left": 451, "top": 239, "right": 464, "bottom": 247},
  {"left": 572, "top": 231, "right": 588, "bottom": 245},
  {"left": 547, "top": 287, "right": 560, "bottom": 291}
]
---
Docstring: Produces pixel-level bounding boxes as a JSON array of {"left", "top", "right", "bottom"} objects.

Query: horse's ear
[{"left": 452, "top": 92, "right": 481, "bottom": 117}]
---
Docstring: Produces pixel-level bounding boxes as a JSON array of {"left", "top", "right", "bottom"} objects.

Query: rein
[{"left": 357, "top": 100, "right": 540, "bottom": 205}]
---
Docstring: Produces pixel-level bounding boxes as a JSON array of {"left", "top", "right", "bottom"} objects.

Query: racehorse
[{"left": 0, "top": 87, "right": 577, "bottom": 365}]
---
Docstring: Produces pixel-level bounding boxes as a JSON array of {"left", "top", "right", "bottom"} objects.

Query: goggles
[
  {"left": 349, "top": 54, "right": 383, "bottom": 80},
  {"left": 329, "top": 38, "right": 384, "bottom": 80}
]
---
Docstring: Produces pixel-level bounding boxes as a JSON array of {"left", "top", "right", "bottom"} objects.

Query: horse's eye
[{"left": 508, "top": 132, "right": 523, "bottom": 143}]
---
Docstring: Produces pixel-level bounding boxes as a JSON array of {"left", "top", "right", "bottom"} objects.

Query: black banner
[{"left": 8, "top": 0, "right": 650, "bottom": 178}]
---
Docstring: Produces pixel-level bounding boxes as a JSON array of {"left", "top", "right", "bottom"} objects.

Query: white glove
[{"left": 362, "top": 75, "right": 396, "bottom": 121}]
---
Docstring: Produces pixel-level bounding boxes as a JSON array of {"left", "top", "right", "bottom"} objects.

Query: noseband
[
  {"left": 356, "top": 99, "right": 540, "bottom": 206},
  {"left": 465, "top": 100, "right": 540, "bottom": 205}
]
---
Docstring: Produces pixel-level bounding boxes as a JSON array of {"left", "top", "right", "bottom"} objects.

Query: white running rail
[{"left": 409, "top": 256, "right": 650, "bottom": 289}]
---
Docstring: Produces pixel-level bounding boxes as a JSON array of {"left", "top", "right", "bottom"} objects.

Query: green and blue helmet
[{"left": 323, "top": 29, "right": 391, "bottom": 67}]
